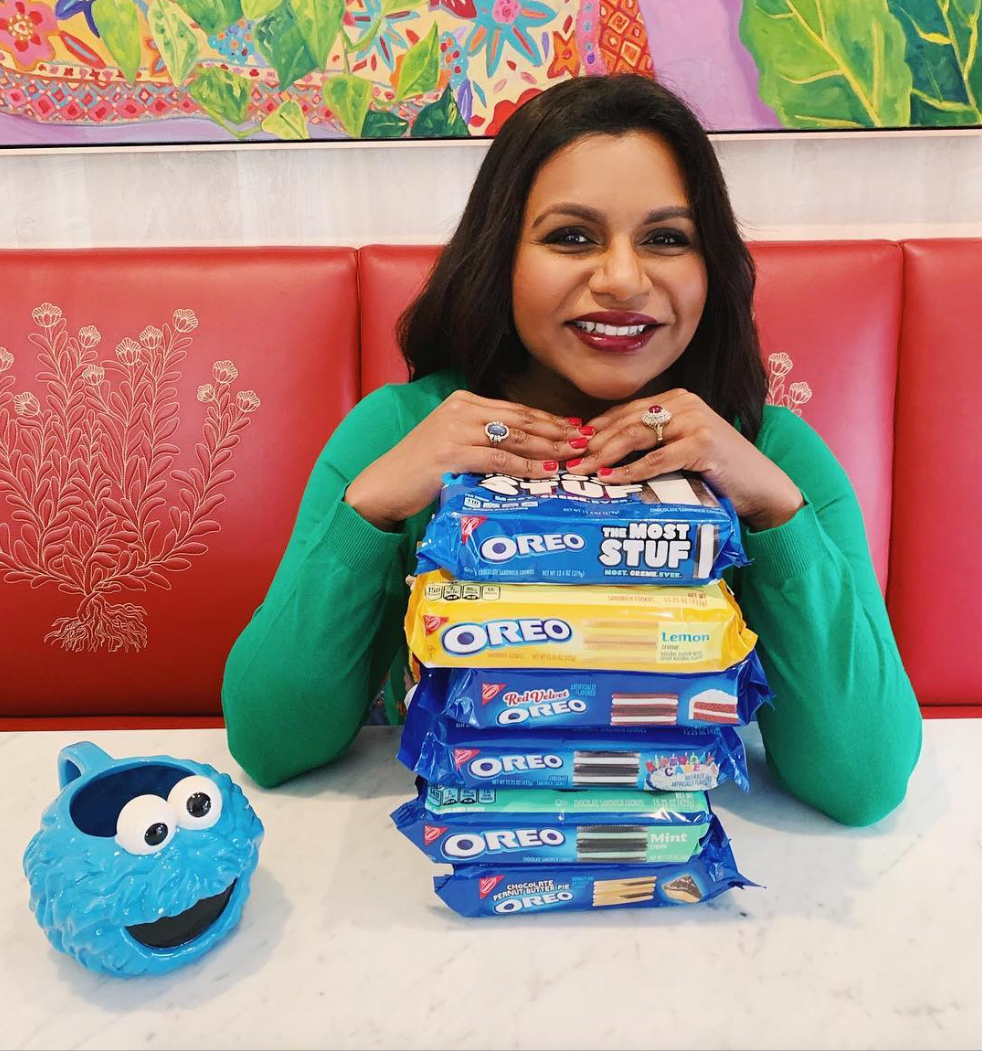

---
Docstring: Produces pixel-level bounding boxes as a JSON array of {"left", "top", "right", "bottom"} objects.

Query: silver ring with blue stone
[{"left": 484, "top": 421, "right": 510, "bottom": 445}]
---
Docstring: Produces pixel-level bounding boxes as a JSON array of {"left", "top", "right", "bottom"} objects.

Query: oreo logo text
[
  {"left": 479, "top": 533, "right": 585, "bottom": 564},
  {"left": 441, "top": 827, "right": 565, "bottom": 860},
  {"left": 442, "top": 618, "right": 573, "bottom": 656}
]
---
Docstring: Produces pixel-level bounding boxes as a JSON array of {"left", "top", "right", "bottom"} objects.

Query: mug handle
[{"left": 58, "top": 741, "right": 114, "bottom": 789}]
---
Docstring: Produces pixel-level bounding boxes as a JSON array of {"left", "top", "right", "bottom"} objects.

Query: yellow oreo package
[{"left": 406, "top": 570, "right": 756, "bottom": 674}]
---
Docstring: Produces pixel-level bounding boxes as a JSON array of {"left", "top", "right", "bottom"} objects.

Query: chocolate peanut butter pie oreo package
[
  {"left": 411, "top": 655, "right": 771, "bottom": 731},
  {"left": 392, "top": 781, "right": 714, "bottom": 866},
  {"left": 433, "top": 820, "right": 751, "bottom": 917},
  {"left": 415, "top": 469, "right": 747, "bottom": 585}
]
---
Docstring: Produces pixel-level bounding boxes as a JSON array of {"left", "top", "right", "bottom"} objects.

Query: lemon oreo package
[
  {"left": 415, "top": 469, "right": 747, "bottom": 585},
  {"left": 406, "top": 570, "right": 757, "bottom": 674}
]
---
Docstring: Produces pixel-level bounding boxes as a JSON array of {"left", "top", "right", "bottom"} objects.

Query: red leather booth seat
[{"left": 1, "top": 240, "right": 978, "bottom": 727}]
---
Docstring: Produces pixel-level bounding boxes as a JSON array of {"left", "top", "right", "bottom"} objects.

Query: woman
[{"left": 222, "top": 74, "right": 921, "bottom": 825}]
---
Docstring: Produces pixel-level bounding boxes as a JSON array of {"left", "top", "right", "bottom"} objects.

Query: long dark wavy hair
[{"left": 397, "top": 74, "right": 768, "bottom": 443}]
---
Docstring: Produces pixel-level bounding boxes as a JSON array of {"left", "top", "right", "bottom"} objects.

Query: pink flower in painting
[
  {"left": 0, "top": 0, "right": 57, "bottom": 71},
  {"left": 81, "top": 365, "right": 104, "bottom": 384},
  {"left": 491, "top": 0, "right": 519, "bottom": 23},
  {"left": 0, "top": 348, "right": 12, "bottom": 373},
  {"left": 197, "top": 383, "right": 216, "bottom": 403}
]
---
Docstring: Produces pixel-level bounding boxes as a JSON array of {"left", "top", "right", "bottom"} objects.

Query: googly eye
[
  {"left": 115, "top": 794, "right": 177, "bottom": 855},
  {"left": 167, "top": 775, "right": 222, "bottom": 830}
]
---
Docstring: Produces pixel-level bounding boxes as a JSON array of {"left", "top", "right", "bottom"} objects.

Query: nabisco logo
[
  {"left": 481, "top": 683, "right": 505, "bottom": 705},
  {"left": 460, "top": 516, "right": 486, "bottom": 542},
  {"left": 479, "top": 875, "right": 504, "bottom": 899},
  {"left": 423, "top": 825, "right": 447, "bottom": 846},
  {"left": 423, "top": 615, "right": 448, "bottom": 636},
  {"left": 453, "top": 747, "right": 480, "bottom": 769}
]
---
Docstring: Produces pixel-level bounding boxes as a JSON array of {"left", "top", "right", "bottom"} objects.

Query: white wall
[{"left": 1, "top": 130, "right": 979, "bottom": 247}]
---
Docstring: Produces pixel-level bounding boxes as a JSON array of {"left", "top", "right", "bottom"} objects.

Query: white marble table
[{"left": 1, "top": 720, "right": 980, "bottom": 1051}]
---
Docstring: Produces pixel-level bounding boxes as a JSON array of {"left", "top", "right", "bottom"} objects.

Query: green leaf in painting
[
  {"left": 381, "top": 0, "right": 427, "bottom": 13},
  {"left": 255, "top": 1, "right": 319, "bottom": 88},
  {"left": 261, "top": 99, "right": 309, "bottom": 139},
  {"left": 322, "top": 74, "right": 373, "bottom": 136},
  {"left": 91, "top": 0, "right": 142, "bottom": 85},
  {"left": 147, "top": 0, "right": 201, "bottom": 87},
  {"left": 410, "top": 84, "right": 469, "bottom": 138},
  {"left": 886, "top": 0, "right": 982, "bottom": 125},
  {"left": 395, "top": 22, "right": 439, "bottom": 102},
  {"left": 242, "top": 0, "right": 281, "bottom": 19},
  {"left": 288, "top": 0, "right": 344, "bottom": 69},
  {"left": 174, "top": 0, "right": 242, "bottom": 35},
  {"left": 362, "top": 109, "right": 409, "bottom": 138},
  {"left": 189, "top": 66, "right": 252, "bottom": 126},
  {"left": 739, "top": 0, "right": 912, "bottom": 128}
]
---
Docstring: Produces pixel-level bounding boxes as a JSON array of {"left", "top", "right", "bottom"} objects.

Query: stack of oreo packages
[{"left": 391, "top": 467, "right": 768, "bottom": 917}]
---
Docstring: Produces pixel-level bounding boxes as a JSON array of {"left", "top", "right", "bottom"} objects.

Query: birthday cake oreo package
[
  {"left": 412, "top": 656, "right": 771, "bottom": 731},
  {"left": 433, "top": 821, "right": 752, "bottom": 916},
  {"left": 414, "top": 468, "right": 747, "bottom": 585},
  {"left": 398, "top": 699, "right": 750, "bottom": 792},
  {"left": 392, "top": 781, "right": 715, "bottom": 865}
]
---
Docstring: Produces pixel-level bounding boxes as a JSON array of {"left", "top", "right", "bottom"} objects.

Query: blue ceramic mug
[{"left": 23, "top": 742, "right": 264, "bottom": 977}]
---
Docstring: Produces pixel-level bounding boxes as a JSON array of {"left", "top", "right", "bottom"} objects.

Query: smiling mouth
[
  {"left": 127, "top": 880, "right": 237, "bottom": 950},
  {"left": 566, "top": 320, "right": 664, "bottom": 352}
]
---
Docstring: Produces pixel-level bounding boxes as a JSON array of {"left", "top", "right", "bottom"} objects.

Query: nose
[{"left": 588, "top": 238, "right": 651, "bottom": 303}]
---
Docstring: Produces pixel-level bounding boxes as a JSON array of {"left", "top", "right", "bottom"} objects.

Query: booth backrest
[{"left": 0, "top": 240, "right": 978, "bottom": 725}]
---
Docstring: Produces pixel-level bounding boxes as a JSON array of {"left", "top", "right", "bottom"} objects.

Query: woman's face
[{"left": 511, "top": 131, "right": 708, "bottom": 408}]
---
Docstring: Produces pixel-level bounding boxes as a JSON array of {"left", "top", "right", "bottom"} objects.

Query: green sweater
[{"left": 222, "top": 370, "right": 921, "bottom": 825}]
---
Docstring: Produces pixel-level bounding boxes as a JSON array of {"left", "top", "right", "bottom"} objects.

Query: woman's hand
[
  {"left": 573, "top": 389, "right": 804, "bottom": 531},
  {"left": 345, "top": 390, "right": 585, "bottom": 531}
]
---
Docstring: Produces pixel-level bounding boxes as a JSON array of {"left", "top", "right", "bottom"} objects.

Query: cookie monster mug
[{"left": 23, "top": 742, "right": 264, "bottom": 977}]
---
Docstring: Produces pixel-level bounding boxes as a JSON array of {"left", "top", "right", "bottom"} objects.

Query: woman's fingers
[
  {"left": 457, "top": 445, "right": 563, "bottom": 478},
  {"left": 568, "top": 415, "right": 675, "bottom": 475}
]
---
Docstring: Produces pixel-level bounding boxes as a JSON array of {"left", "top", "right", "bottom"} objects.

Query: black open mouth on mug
[{"left": 127, "top": 880, "right": 237, "bottom": 949}]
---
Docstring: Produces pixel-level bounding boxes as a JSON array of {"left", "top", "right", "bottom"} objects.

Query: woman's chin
[{"left": 564, "top": 370, "right": 659, "bottom": 406}]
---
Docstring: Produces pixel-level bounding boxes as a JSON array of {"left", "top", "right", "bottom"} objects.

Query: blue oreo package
[
  {"left": 392, "top": 781, "right": 715, "bottom": 866},
  {"left": 413, "top": 654, "right": 771, "bottom": 731},
  {"left": 398, "top": 698, "right": 750, "bottom": 792},
  {"left": 433, "top": 821, "right": 752, "bottom": 916},
  {"left": 414, "top": 468, "right": 747, "bottom": 585}
]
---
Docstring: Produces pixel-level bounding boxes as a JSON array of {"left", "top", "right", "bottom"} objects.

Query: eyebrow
[{"left": 531, "top": 203, "right": 694, "bottom": 229}]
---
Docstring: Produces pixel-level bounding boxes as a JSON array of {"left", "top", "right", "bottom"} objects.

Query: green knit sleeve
[
  {"left": 736, "top": 407, "right": 922, "bottom": 826},
  {"left": 222, "top": 384, "right": 412, "bottom": 788}
]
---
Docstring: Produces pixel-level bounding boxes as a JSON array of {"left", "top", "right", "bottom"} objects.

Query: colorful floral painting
[{"left": 0, "top": 0, "right": 979, "bottom": 146}]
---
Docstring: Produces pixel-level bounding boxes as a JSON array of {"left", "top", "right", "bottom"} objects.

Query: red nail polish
[
  {"left": 543, "top": 461, "right": 558, "bottom": 471},
  {"left": 566, "top": 458, "right": 584, "bottom": 469},
  {"left": 569, "top": 437, "right": 589, "bottom": 450},
  {"left": 566, "top": 417, "right": 582, "bottom": 426},
  {"left": 598, "top": 467, "right": 613, "bottom": 477},
  {"left": 578, "top": 426, "right": 596, "bottom": 437}
]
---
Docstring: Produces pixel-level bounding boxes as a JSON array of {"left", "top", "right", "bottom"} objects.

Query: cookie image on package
[
  {"left": 688, "top": 689, "right": 740, "bottom": 725},
  {"left": 610, "top": 693, "right": 679, "bottom": 726},
  {"left": 662, "top": 874, "right": 703, "bottom": 904}
]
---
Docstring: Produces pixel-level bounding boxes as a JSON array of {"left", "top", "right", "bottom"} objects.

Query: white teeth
[{"left": 573, "top": 321, "right": 648, "bottom": 336}]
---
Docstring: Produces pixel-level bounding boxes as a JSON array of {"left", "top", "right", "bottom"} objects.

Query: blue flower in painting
[
  {"left": 55, "top": 0, "right": 98, "bottom": 35},
  {"left": 465, "top": 0, "right": 555, "bottom": 77},
  {"left": 347, "top": 0, "right": 420, "bottom": 72}
]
